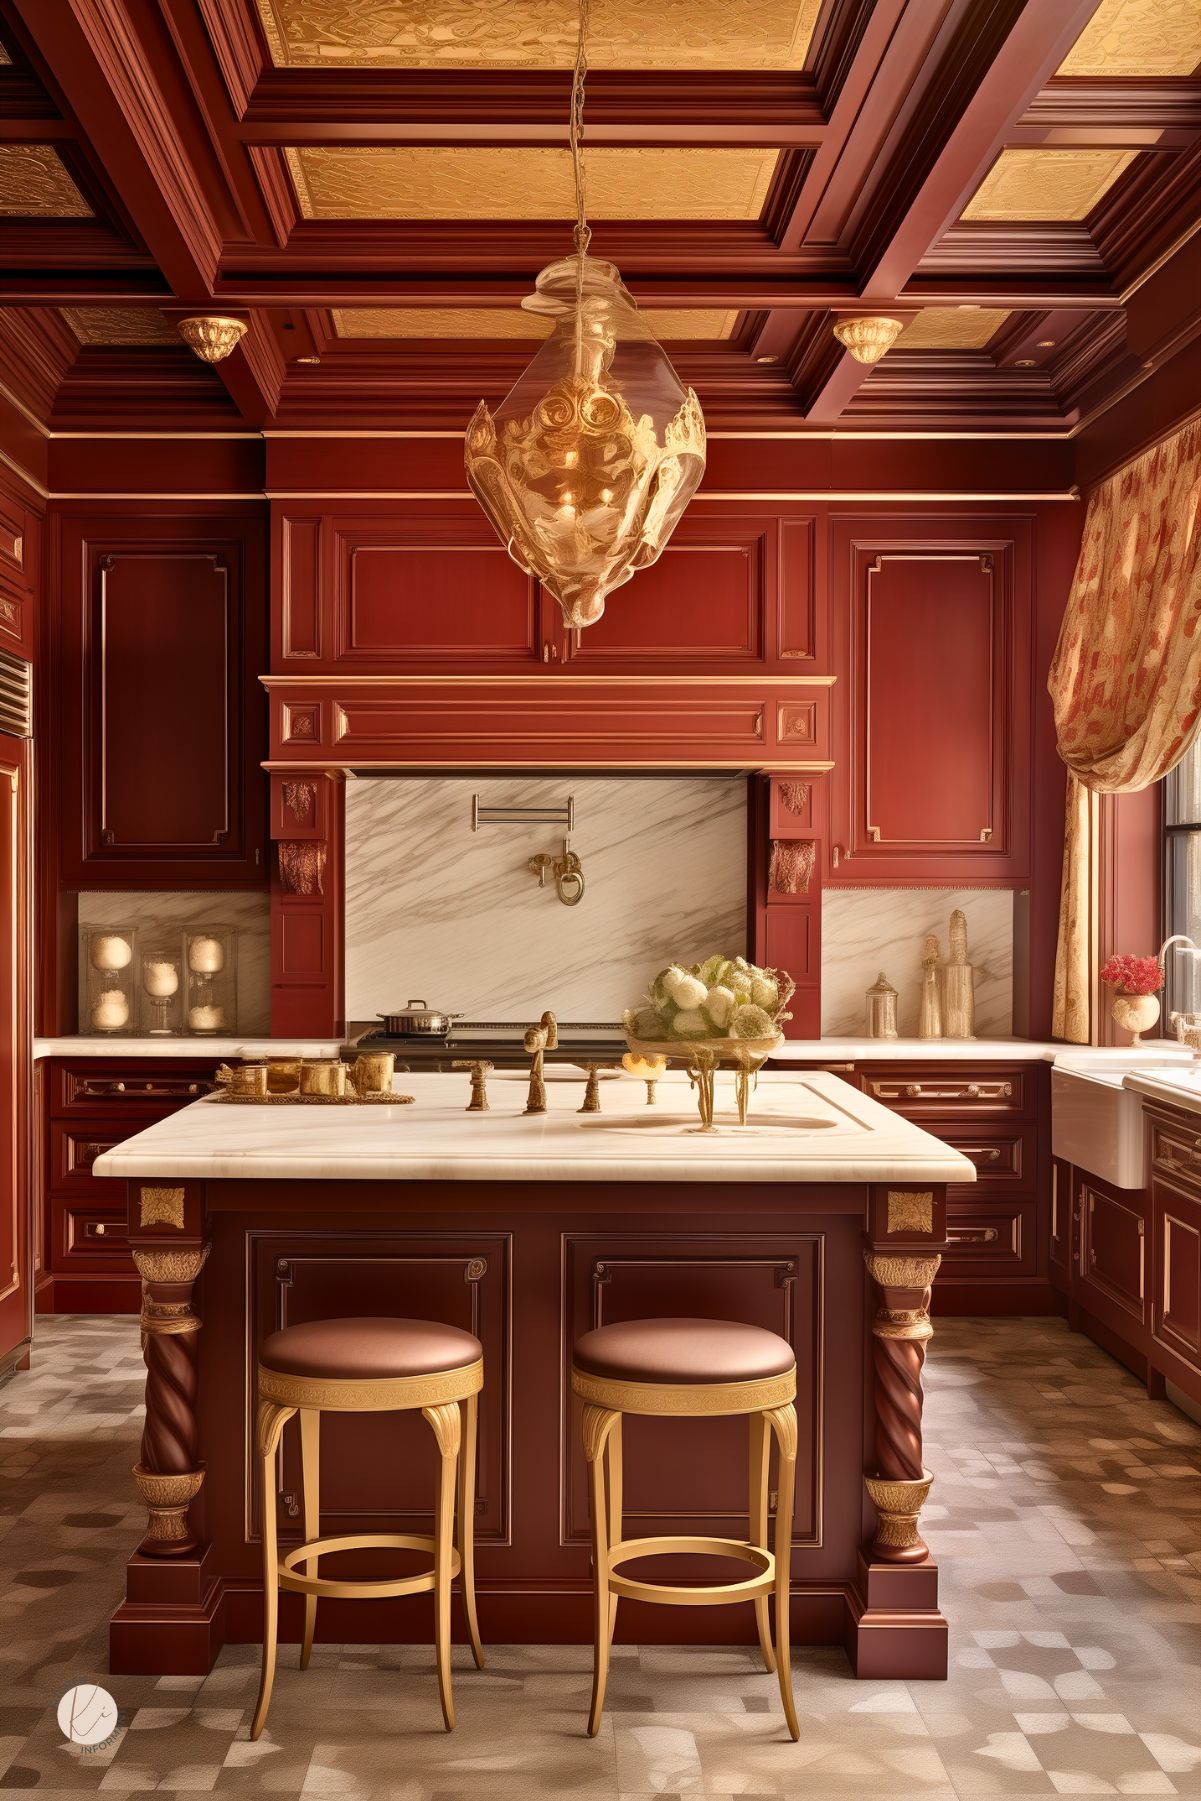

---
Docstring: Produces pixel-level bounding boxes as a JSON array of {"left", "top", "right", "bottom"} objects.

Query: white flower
[
  {"left": 704, "top": 985, "right": 736, "bottom": 1029},
  {"left": 672, "top": 1008, "right": 708, "bottom": 1037}
]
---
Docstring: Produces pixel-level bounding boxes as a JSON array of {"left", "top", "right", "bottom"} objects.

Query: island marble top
[{"left": 92, "top": 1068, "right": 977, "bottom": 1186}]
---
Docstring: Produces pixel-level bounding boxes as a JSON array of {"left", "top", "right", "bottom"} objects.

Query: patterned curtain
[{"left": 1048, "top": 418, "right": 1201, "bottom": 1041}]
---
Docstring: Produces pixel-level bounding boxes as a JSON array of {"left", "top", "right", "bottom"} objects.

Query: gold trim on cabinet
[{"left": 262, "top": 674, "right": 837, "bottom": 687}]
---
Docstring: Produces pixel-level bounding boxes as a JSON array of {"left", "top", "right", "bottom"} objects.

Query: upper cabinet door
[
  {"left": 829, "top": 519, "right": 1032, "bottom": 883},
  {"left": 58, "top": 517, "right": 267, "bottom": 887},
  {"left": 273, "top": 510, "right": 548, "bottom": 671}
]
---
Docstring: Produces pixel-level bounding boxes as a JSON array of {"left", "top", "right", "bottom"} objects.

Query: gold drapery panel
[{"left": 1048, "top": 418, "right": 1201, "bottom": 1041}]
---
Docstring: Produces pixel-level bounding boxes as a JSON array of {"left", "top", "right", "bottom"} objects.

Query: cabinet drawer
[
  {"left": 56, "top": 1063, "right": 216, "bottom": 1113},
  {"left": 941, "top": 1200, "right": 1036, "bottom": 1278},
  {"left": 941, "top": 1125, "right": 1033, "bottom": 1189},
  {"left": 865, "top": 1068, "right": 1027, "bottom": 1117},
  {"left": 58, "top": 1203, "right": 134, "bottom": 1270},
  {"left": 1150, "top": 1118, "right": 1201, "bottom": 1197},
  {"left": 51, "top": 1123, "right": 135, "bottom": 1194}
]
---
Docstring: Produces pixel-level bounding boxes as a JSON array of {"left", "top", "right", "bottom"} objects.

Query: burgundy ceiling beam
[
  {"left": 7, "top": 0, "right": 284, "bottom": 426},
  {"left": 802, "top": 0, "right": 1104, "bottom": 420},
  {"left": 1015, "top": 75, "right": 1201, "bottom": 147},
  {"left": 239, "top": 69, "right": 828, "bottom": 145}
]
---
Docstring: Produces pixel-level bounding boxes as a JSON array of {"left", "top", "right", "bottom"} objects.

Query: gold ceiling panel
[
  {"left": 897, "top": 309, "right": 1011, "bottom": 350},
  {"left": 0, "top": 42, "right": 10, "bottom": 64},
  {"left": 961, "top": 149, "right": 1137, "bottom": 221},
  {"left": 61, "top": 307, "right": 178, "bottom": 346},
  {"left": 1058, "top": 0, "right": 1201, "bottom": 75},
  {"left": 332, "top": 306, "right": 738, "bottom": 339},
  {"left": 287, "top": 146, "right": 779, "bottom": 221},
  {"left": 0, "top": 144, "right": 91, "bottom": 217},
  {"left": 256, "top": 0, "right": 821, "bottom": 70}
]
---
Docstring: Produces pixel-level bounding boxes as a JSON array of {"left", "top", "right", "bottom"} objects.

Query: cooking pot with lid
[{"left": 377, "top": 1000, "right": 461, "bottom": 1038}]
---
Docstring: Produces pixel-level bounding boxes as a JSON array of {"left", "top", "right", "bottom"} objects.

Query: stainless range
[{"left": 342, "top": 1020, "right": 626, "bottom": 1070}]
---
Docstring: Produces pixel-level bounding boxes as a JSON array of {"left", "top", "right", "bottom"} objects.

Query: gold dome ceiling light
[
  {"left": 177, "top": 315, "right": 248, "bottom": 363},
  {"left": 465, "top": 0, "right": 706, "bottom": 630},
  {"left": 832, "top": 315, "right": 905, "bottom": 365}
]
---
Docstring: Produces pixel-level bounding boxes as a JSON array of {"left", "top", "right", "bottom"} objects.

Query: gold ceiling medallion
[
  {"left": 465, "top": 0, "right": 705, "bottom": 630},
  {"left": 177, "top": 316, "right": 248, "bottom": 364},
  {"left": 833, "top": 317, "right": 905, "bottom": 365}
]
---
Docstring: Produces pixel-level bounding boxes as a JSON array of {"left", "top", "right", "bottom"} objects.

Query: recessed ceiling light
[
  {"left": 1037, "top": 339, "right": 1056, "bottom": 347},
  {"left": 757, "top": 354, "right": 779, "bottom": 364},
  {"left": 296, "top": 355, "right": 320, "bottom": 365},
  {"left": 1015, "top": 358, "right": 1036, "bottom": 367}
]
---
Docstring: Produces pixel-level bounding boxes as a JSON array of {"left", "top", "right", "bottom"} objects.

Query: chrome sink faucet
[{"left": 1160, "top": 935, "right": 1201, "bottom": 1057}]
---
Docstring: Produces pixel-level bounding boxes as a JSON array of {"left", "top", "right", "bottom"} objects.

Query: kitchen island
[{"left": 95, "top": 1068, "right": 973, "bottom": 1680}]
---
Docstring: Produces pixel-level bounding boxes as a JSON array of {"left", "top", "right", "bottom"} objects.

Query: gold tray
[{"left": 209, "top": 1090, "right": 415, "bottom": 1106}]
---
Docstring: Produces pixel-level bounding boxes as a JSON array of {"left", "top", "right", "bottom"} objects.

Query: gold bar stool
[
  {"left": 572, "top": 1317, "right": 799, "bottom": 1740},
  {"left": 251, "top": 1316, "right": 484, "bottom": 1740}
]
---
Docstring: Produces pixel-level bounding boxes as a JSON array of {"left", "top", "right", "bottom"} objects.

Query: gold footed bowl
[{"left": 624, "top": 1034, "right": 784, "bottom": 1131}]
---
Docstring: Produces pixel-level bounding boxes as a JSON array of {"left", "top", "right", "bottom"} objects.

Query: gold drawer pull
[
  {"left": 900, "top": 1081, "right": 1011, "bottom": 1101},
  {"left": 1158, "top": 1145, "right": 1201, "bottom": 1174},
  {"left": 948, "top": 1226, "right": 999, "bottom": 1245},
  {"left": 965, "top": 1147, "right": 1003, "bottom": 1163}
]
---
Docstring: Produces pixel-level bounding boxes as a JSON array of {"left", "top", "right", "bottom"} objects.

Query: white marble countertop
[
  {"left": 1124, "top": 1067, "right": 1201, "bottom": 1118},
  {"left": 32, "top": 1037, "right": 344, "bottom": 1062},
  {"left": 769, "top": 1037, "right": 1058, "bottom": 1062},
  {"left": 92, "top": 1068, "right": 977, "bottom": 1185}
]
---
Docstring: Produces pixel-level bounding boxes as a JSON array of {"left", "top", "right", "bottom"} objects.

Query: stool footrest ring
[
  {"left": 605, "top": 1535, "right": 775, "bottom": 1607},
  {"left": 278, "top": 1532, "right": 462, "bottom": 1601}
]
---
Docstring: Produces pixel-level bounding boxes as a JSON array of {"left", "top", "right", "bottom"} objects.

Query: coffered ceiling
[
  {"left": 254, "top": 0, "right": 825, "bottom": 70},
  {"left": 0, "top": 0, "right": 1195, "bottom": 438}
]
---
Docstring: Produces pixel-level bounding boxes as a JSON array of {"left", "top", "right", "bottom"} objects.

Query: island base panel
[
  {"left": 111, "top": 1577, "right": 944, "bottom": 1679},
  {"left": 112, "top": 1174, "right": 950, "bottom": 1679}
]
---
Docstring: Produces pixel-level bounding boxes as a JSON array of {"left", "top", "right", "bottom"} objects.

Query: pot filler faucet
[{"left": 1160, "top": 934, "right": 1201, "bottom": 1056}]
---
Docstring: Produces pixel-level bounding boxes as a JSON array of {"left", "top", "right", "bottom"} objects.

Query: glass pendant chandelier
[{"left": 465, "top": 0, "right": 706, "bottom": 630}]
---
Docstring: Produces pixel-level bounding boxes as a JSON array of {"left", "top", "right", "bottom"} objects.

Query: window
[{"left": 1163, "top": 733, "right": 1201, "bottom": 1016}]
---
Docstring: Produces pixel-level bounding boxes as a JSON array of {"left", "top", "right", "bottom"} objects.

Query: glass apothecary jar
[
  {"left": 185, "top": 928, "right": 238, "bottom": 1035},
  {"left": 82, "top": 928, "right": 137, "bottom": 1034},
  {"left": 140, "top": 946, "right": 183, "bottom": 1036}
]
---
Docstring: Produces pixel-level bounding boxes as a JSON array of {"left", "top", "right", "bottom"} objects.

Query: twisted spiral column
[
  {"left": 863, "top": 1251, "right": 940, "bottom": 1563},
  {"left": 132, "top": 1246, "right": 210, "bottom": 1557}
]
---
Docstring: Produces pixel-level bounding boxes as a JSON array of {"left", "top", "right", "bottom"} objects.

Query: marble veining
[
  {"left": 77, "top": 890, "right": 271, "bottom": 1033},
  {"left": 821, "top": 888, "right": 1015, "bottom": 1037},
  {"left": 92, "top": 1068, "right": 977, "bottom": 1184},
  {"left": 345, "top": 775, "right": 747, "bottom": 1023}
]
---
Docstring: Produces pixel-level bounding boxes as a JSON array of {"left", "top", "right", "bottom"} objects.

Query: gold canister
[
  {"left": 264, "top": 1058, "right": 301, "bottom": 1095},
  {"left": 351, "top": 1052, "right": 395, "bottom": 1096},
  {"left": 299, "top": 1058, "right": 347, "bottom": 1099},
  {"left": 221, "top": 1061, "right": 269, "bottom": 1098}
]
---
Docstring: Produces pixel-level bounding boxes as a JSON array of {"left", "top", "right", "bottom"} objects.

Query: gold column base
[
  {"left": 133, "top": 1464, "right": 204, "bottom": 1557},
  {"left": 864, "top": 1470, "right": 934, "bottom": 1564}
]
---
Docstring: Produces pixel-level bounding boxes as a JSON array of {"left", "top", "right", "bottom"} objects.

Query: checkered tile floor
[{"left": 0, "top": 1314, "right": 1197, "bottom": 1797}]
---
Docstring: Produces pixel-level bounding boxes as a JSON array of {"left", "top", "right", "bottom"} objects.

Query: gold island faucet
[
  {"left": 523, "top": 1011, "right": 558, "bottom": 1114},
  {"left": 453, "top": 1059, "right": 494, "bottom": 1111}
]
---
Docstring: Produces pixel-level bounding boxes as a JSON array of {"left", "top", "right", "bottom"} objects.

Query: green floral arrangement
[{"left": 624, "top": 955, "right": 795, "bottom": 1044}]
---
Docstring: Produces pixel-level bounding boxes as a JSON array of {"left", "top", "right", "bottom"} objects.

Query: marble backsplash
[
  {"left": 344, "top": 775, "right": 747, "bottom": 1024},
  {"left": 821, "top": 888, "right": 1015, "bottom": 1037},
  {"left": 77, "top": 891, "right": 271, "bottom": 1033}
]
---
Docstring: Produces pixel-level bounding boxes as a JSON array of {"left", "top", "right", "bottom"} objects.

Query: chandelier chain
[{"left": 569, "top": 0, "right": 591, "bottom": 260}]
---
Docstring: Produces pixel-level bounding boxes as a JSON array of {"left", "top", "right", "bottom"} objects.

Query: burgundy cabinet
[
  {"left": 1076, "top": 1172, "right": 1148, "bottom": 1333},
  {"left": 272, "top": 504, "right": 825, "bottom": 675},
  {"left": 58, "top": 515, "right": 266, "bottom": 886},
  {"left": 0, "top": 484, "right": 38, "bottom": 660},
  {"left": 0, "top": 736, "right": 31, "bottom": 1372},
  {"left": 829, "top": 518, "right": 1032, "bottom": 883}
]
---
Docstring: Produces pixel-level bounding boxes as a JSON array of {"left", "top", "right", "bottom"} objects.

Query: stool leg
[
  {"left": 605, "top": 1415, "right": 623, "bottom": 1642},
  {"left": 748, "top": 1411, "right": 776, "bottom": 1674},
  {"left": 299, "top": 1408, "right": 320, "bottom": 1670},
  {"left": 423, "top": 1401, "right": 462, "bottom": 1732},
  {"left": 767, "top": 1403, "right": 800, "bottom": 1742},
  {"left": 457, "top": 1390, "right": 484, "bottom": 1670},
  {"left": 582, "top": 1403, "right": 620, "bottom": 1737},
  {"left": 251, "top": 1400, "right": 295, "bottom": 1742}
]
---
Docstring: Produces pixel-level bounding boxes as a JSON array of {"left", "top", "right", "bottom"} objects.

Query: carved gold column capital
[
  {"left": 863, "top": 1250, "right": 942, "bottom": 1292},
  {"left": 134, "top": 1245, "right": 210, "bottom": 1286}
]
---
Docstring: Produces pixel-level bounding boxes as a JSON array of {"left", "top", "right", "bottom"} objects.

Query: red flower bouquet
[
  {"left": 1099, "top": 953, "right": 1163, "bottom": 1046},
  {"left": 1098, "top": 953, "right": 1163, "bottom": 996}
]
